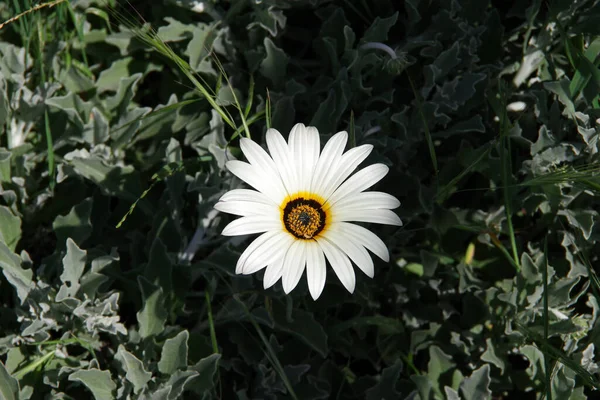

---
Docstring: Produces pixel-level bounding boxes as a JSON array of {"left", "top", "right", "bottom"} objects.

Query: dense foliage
[{"left": 1, "top": 0, "right": 600, "bottom": 398}]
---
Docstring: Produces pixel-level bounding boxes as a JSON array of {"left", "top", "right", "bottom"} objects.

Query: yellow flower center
[{"left": 282, "top": 195, "right": 327, "bottom": 239}]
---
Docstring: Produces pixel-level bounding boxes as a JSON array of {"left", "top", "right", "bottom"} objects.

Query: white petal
[
  {"left": 240, "top": 137, "right": 288, "bottom": 195},
  {"left": 332, "top": 191, "right": 400, "bottom": 211},
  {"left": 219, "top": 189, "right": 272, "bottom": 205},
  {"left": 316, "top": 237, "right": 355, "bottom": 293},
  {"left": 235, "top": 231, "right": 279, "bottom": 274},
  {"left": 323, "top": 229, "right": 374, "bottom": 278},
  {"left": 263, "top": 258, "right": 285, "bottom": 289},
  {"left": 289, "top": 124, "right": 320, "bottom": 190},
  {"left": 336, "top": 222, "right": 390, "bottom": 262},
  {"left": 282, "top": 240, "right": 307, "bottom": 294},
  {"left": 326, "top": 163, "right": 389, "bottom": 206},
  {"left": 226, "top": 160, "right": 285, "bottom": 204},
  {"left": 332, "top": 208, "right": 403, "bottom": 226},
  {"left": 306, "top": 240, "right": 326, "bottom": 300},
  {"left": 222, "top": 216, "right": 280, "bottom": 236},
  {"left": 243, "top": 232, "right": 294, "bottom": 274},
  {"left": 214, "top": 200, "right": 277, "bottom": 217},
  {"left": 319, "top": 144, "right": 373, "bottom": 200},
  {"left": 266, "top": 128, "right": 298, "bottom": 194},
  {"left": 310, "top": 131, "right": 347, "bottom": 194}
]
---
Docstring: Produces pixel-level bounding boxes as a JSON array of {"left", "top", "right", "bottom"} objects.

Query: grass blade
[
  {"left": 517, "top": 322, "right": 600, "bottom": 390},
  {"left": 542, "top": 236, "right": 552, "bottom": 400},
  {"left": 497, "top": 84, "right": 520, "bottom": 271},
  {"left": 408, "top": 71, "right": 438, "bottom": 175}
]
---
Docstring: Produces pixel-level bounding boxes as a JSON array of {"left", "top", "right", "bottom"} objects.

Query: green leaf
[
  {"left": 425, "top": 345, "right": 457, "bottom": 397},
  {"left": 53, "top": 198, "right": 93, "bottom": 248},
  {"left": 0, "top": 148, "right": 10, "bottom": 182},
  {"left": 186, "top": 25, "right": 217, "bottom": 72},
  {"left": 366, "top": 359, "right": 403, "bottom": 400},
  {"left": 0, "top": 77, "right": 8, "bottom": 128},
  {"left": 361, "top": 12, "right": 399, "bottom": 43},
  {"left": 260, "top": 38, "right": 289, "bottom": 86},
  {"left": 520, "top": 252, "right": 542, "bottom": 283},
  {"left": 137, "top": 276, "right": 168, "bottom": 338},
  {"left": 56, "top": 238, "right": 87, "bottom": 301},
  {"left": 0, "top": 242, "right": 32, "bottom": 303},
  {"left": 481, "top": 338, "right": 505, "bottom": 374},
  {"left": 552, "top": 365, "right": 577, "bottom": 399},
  {"left": 45, "top": 92, "right": 91, "bottom": 129},
  {"left": 105, "top": 73, "right": 143, "bottom": 115},
  {"left": 558, "top": 209, "right": 596, "bottom": 240},
  {"left": 249, "top": 6, "right": 287, "bottom": 36},
  {"left": 158, "top": 330, "right": 189, "bottom": 375},
  {"left": 82, "top": 108, "right": 110, "bottom": 145},
  {"left": 96, "top": 57, "right": 135, "bottom": 92},
  {"left": 187, "top": 354, "right": 221, "bottom": 394},
  {"left": 269, "top": 305, "right": 328, "bottom": 357},
  {"left": 68, "top": 369, "right": 116, "bottom": 400},
  {"left": 165, "top": 370, "right": 199, "bottom": 400},
  {"left": 403, "top": 262, "right": 424, "bottom": 276},
  {"left": 544, "top": 79, "right": 576, "bottom": 118},
  {"left": 460, "top": 364, "right": 492, "bottom": 400},
  {"left": 411, "top": 375, "right": 433, "bottom": 400},
  {"left": 0, "top": 361, "right": 19, "bottom": 400},
  {"left": 58, "top": 65, "right": 96, "bottom": 93},
  {"left": 156, "top": 17, "right": 194, "bottom": 42},
  {"left": 110, "top": 106, "right": 151, "bottom": 149},
  {"left": 568, "top": 37, "right": 600, "bottom": 98},
  {"left": 80, "top": 253, "right": 118, "bottom": 300},
  {"left": 116, "top": 345, "right": 152, "bottom": 394},
  {"left": 0, "top": 206, "right": 21, "bottom": 251},
  {"left": 66, "top": 151, "right": 149, "bottom": 211},
  {"left": 310, "top": 89, "right": 337, "bottom": 133},
  {"left": 531, "top": 125, "right": 556, "bottom": 155},
  {"left": 144, "top": 238, "right": 173, "bottom": 293},
  {"left": 445, "top": 387, "right": 461, "bottom": 400}
]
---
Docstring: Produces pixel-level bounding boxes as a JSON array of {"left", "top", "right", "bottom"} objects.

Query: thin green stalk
[
  {"left": 436, "top": 142, "right": 494, "bottom": 204},
  {"left": 244, "top": 75, "right": 255, "bottom": 119},
  {"left": 517, "top": 323, "right": 600, "bottom": 390},
  {"left": 266, "top": 89, "right": 272, "bottom": 130},
  {"left": 577, "top": 243, "right": 600, "bottom": 301},
  {"left": 212, "top": 55, "right": 250, "bottom": 138},
  {"left": 498, "top": 87, "right": 520, "bottom": 271},
  {"left": 228, "top": 109, "right": 265, "bottom": 142},
  {"left": 580, "top": 178, "right": 600, "bottom": 192},
  {"left": 66, "top": 1, "right": 89, "bottom": 67},
  {"left": 439, "top": 162, "right": 600, "bottom": 199},
  {"left": 107, "top": 9, "right": 237, "bottom": 130},
  {"left": 234, "top": 295, "right": 298, "bottom": 400},
  {"left": 205, "top": 290, "right": 219, "bottom": 354},
  {"left": 1, "top": 0, "right": 65, "bottom": 32},
  {"left": 542, "top": 237, "right": 552, "bottom": 400},
  {"left": 500, "top": 135, "right": 519, "bottom": 270},
  {"left": 44, "top": 110, "right": 55, "bottom": 190},
  {"left": 28, "top": 337, "right": 80, "bottom": 346},
  {"left": 34, "top": 10, "right": 56, "bottom": 189},
  {"left": 407, "top": 71, "right": 438, "bottom": 175},
  {"left": 13, "top": 350, "right": 55, "bottom": 379},
  {"left": 400, "top": 353, "right": 420, "bottom": 375},
  {"left": 489, "top": 231, "right": 521, "bottom": 271}
]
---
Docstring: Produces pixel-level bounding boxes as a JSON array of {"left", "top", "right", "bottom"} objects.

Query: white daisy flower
[{"left": 214, "top": 123, "right": 402, "bottom": 299}]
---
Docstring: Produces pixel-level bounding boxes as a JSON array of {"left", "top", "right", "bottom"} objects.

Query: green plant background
[{"left": 1, "top": 0, "right": 600, "bottom": 399}]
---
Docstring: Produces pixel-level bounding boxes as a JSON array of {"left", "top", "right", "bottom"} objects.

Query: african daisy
[{"left": 214, "top": 123, "right": 402, "bottom": 299}]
